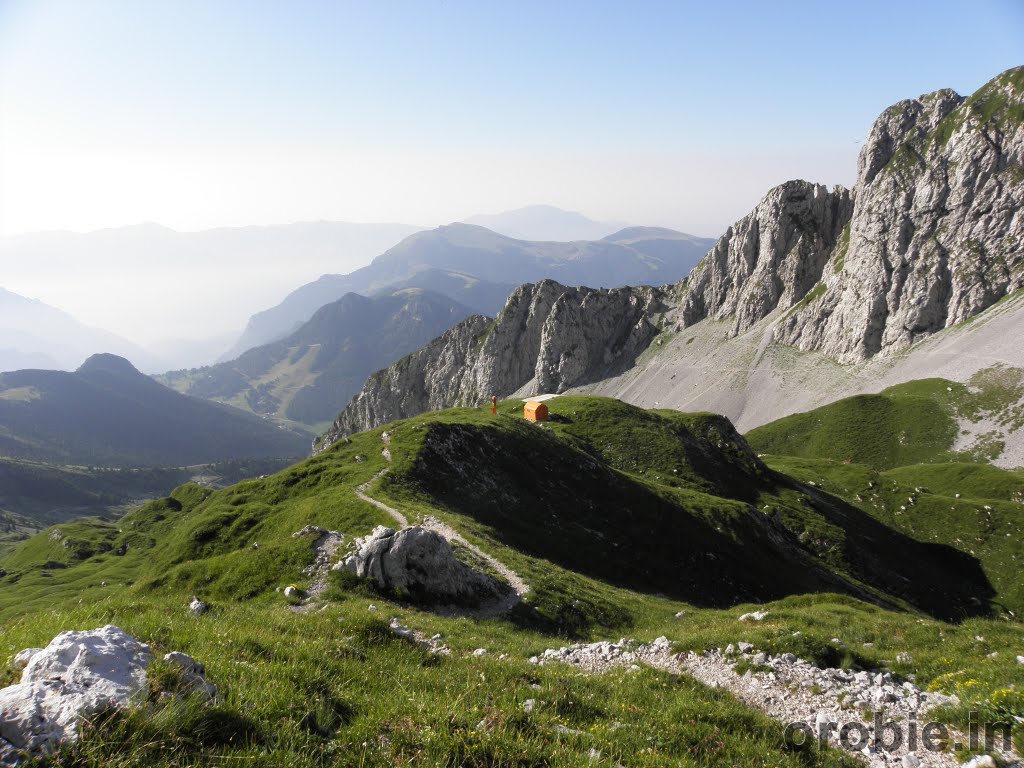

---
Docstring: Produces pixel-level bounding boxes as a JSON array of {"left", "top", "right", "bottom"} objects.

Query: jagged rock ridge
[
  {"left": 318, "top": 281, "right": 669, "bottom": 447},
  {"left": 319, "top": 67, "right": 1024, "bottom": 444}
]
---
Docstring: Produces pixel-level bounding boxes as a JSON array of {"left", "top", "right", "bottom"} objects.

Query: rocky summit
[{"left": 320, "top": 67, "right": 1024, "bottom": 444}]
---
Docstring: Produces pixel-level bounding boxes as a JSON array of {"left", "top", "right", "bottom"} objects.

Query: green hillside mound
[
  {"left": 3, "top": 396, "right": 994, "bottom": 624},
  {"left": 746, "top": 371, "right": 1024, "bottom": 470},
  {"left": 1, "top": 396, "right": 1023, "bottom": 766},
  {"left": 380, "top": 396, "right": 992, "bottom": 620},
  {"left": 763, "top": 456, "right": 1024, "bottom": 616},
  {"left": 0, "top": 354, "right": 310, "bottom": 466}
]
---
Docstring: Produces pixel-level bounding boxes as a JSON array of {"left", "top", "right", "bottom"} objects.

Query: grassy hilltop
[{"left": 1, "top": 394, "right": 1022, "bottom": 766}]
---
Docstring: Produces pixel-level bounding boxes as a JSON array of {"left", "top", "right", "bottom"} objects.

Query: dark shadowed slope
[{"left": 0, "top": 354, "right": 309, "bottom": 466}]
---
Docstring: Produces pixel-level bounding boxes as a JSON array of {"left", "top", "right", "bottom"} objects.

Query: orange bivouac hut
[{"left": 523, "top": 401, "right": 549, "bottom": 422}]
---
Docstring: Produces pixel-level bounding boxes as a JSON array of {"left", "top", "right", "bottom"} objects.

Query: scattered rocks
[
  {"left": 472, "top": 648, "right": 488, "bottom": 657},
  {"left": 0, "top": 626, "right": 213, "bottom": 766},
  {"left": 292, "top": 527, "right": 344, "bottom": 605},
  {"left": 523, "top": 698, "right": 536, "bottom": 714},
  {"left": 535, "top": 637, "right": 1000, "bottom": 767},
  {"left": 161, "top": 652, "right": 217, "bottom": 699},
  {"left": 188, "top": 597, "right": 208, "bottom": 616},
  {"left": 532, "top": 636, "right": 676, "bottom": 674},
  {"left": 387, "top": 618, "right": 449, "bottom": 655},
  {"left": 283, "top": 585, "right": 303, "bottom": 599},
  {"left": 738, "top": 611, "right": 768, "bottom": 622},
  {"left": 335, "top": 525, "right": 510, "bottom": 607},
  {"left": 896, "top": 651, "right": 913, "bottom": 665}
]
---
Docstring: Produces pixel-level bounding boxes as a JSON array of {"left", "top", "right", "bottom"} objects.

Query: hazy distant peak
[
  {"left": 462, "top": 204, "right": 626, "bottom": 242},
  {"left": 76, "top": 353, "right": 142, "bottom": 377},
  {"left": 603, "top": 226, "right": 699, "bottom": 243},
  {"left": 0, "top": 287, "right": 42, "bottom": 305}
]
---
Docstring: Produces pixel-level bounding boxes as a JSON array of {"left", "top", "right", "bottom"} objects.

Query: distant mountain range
[
  {"left": 0, "top": 353, "right": 309, "bottom": 466},
  {"left": 0, "top": 288, "right": 159, "bottom": 373},
  {"left": 461, "top": 204, "right": 627, "bottom": 241},
  {"left": 226, "top": 223, "right": 716, "bottom": 359},
  {"left": 0, "top": 220, "right": 428, "bottom": 368},
  {"left": 159, "top": 289, "right": 477, "bottom": 428}
]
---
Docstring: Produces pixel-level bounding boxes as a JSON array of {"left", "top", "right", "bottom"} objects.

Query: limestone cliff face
[
  {"left": 679, "top": 181, "right": 853, "bottom": 336},
  {"left": 775, "top": 70, "right": 1024, "bottom": 361},
  {"left": 316, "top": 281, "right": 668, "bottom": 449},
  {"left": 319, "top": 67, "right": 1024, "bottom": 441}
]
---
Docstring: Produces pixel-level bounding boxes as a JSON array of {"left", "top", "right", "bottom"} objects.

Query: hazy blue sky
[{"left": 1, "top": 0, "right": 1022, "bottom": 237}]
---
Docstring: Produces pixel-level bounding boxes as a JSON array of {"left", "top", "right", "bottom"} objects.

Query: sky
[
  {"left": 0, "top": 0, "right": 1021, "bottom": 350},
  {"left": 1, "top": 0, "right": 1022, "bottom": 240}
]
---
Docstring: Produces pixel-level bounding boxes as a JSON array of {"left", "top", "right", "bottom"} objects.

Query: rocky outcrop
[
  {"left": 776, "top": 69, "right": 1024, "bottom": 361},
  {"left": 317, "top": 280, "right": 669, "bottom": 447},
  {"left": 318, "top": 67, "right": 1024, "bottom": 438},
  {"left": 335, "top": 525, "right": 510, "bottom": 606},
  {"left": 680, "top": 182, "right": 853, "bottom": 336},
  {"left": 0, "top": 626, "right": 214, "bottom": 766}
]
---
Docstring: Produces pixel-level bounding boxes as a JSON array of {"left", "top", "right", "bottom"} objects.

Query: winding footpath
[{"left": 351, "top": 435, "right": 530, "bottom": 617}]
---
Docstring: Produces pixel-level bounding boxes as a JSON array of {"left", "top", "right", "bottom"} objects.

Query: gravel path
[
  {"left": 288, "top": 525, "right": 345, "bottom": 612},
  {"left": 532, "top": 639, "right": 1017, "bottom": 768},
  {"left": 355, "top": 469, "right": 408, "bottom": 527}
]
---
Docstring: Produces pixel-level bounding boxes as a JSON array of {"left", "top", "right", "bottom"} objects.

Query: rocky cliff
[
  {"left": 316, "top": 281, "right": 670, "bottom": 449},
  {"left": 776, "top": 69, "right": 1024, "bottom": 361},
  {"left": 319, "top": 67, "right": 1024, "bottom": 444}
]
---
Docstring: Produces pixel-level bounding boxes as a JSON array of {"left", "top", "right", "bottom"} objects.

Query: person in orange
[{"left": 491, "top": 395, "right": 497, "bottom": 415}]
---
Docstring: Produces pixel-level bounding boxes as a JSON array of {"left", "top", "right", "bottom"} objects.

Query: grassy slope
[
  {"left": 0, "top": 354, "right": 310, "bottom": 467},
  {"left": 1, "top": 396, "right": 1023, "bottom": 765},
  {"left": 746, "top": 372, "right": 1024, "bottom": 470},
  {"left": 0, "top": 456, "right": 300, "bottom": 561},
  {"left": 762, "top": 455, "right": 1024, "bottom": 622},
  {"left": 159, "top": 289, "right": 477, "bottom": 431},
  {"left": 377, "top": 397, "right": 993, "bottom": 621}
]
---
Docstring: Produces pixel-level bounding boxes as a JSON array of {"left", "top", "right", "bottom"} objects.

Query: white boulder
[
  {"left": 0, "top": 626, "right": 151, "bottom": 765},
  {"left": 335, "top": 525, "right": 508, "bottom": 606},
  {"left": 188, "top": 598, "right": 208, "bottom": 616},
  {"left": 0, "top": 626, "right": 213, "bottom": 766},
  {"left": 9, "top": 651, "right": 41, "bottom": 672}
]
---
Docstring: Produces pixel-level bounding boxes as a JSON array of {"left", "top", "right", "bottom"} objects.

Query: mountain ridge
[
  {"left": 0, "top": 288, "right": 158, "bottom": 373},
  {"left": 461, "top": 204, "right": 627, "bottom": 241},
  {"left": 321, "top": 66, "right": 1024, "bottom": 448},
  {"left": 225, "top": 223, "right": 716, "bottom": 360},
  {"left": 160, "top": 289, "right": 479, "bottom": 428}
]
